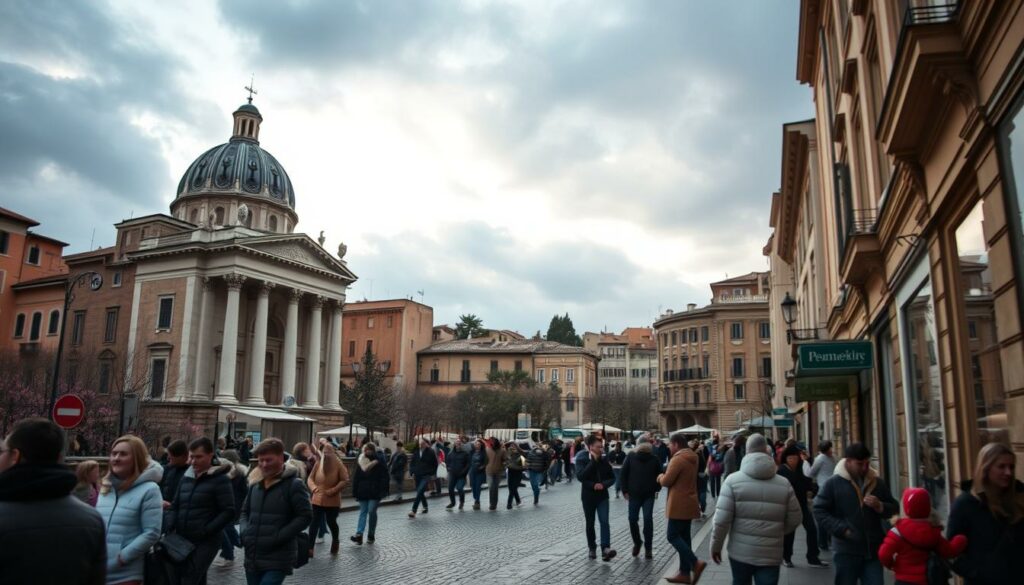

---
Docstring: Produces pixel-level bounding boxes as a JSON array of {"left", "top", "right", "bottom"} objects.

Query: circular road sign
[{"left": 53, "top": 394, "right": 86, "bottom": 429}]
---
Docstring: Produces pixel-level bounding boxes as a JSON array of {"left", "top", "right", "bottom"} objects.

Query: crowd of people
[{"left": 1, "top": 417, "right": 1023, "bottom": 585}]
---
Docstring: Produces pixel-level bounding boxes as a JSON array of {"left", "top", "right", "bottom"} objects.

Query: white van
[
  {"left": 555, "top": 428, "right": 584, "bottom": 443},
  {"left": 484, "top": 428, "right": 549, "bottom": 448}
]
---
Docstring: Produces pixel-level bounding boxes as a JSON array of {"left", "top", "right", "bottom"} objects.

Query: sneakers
[
  {"left": 807, "top": 559, "right": 829, "bottom": 568},
  {"left": 422, "top": 508, "right": 428, "bottom": 514},
  {"left": 458, "top": 502, "right": 464, "bottom": 510},
  {"left": 782, "top": 560, "right": 794, "bottom": 568},
  {"left": 367, "top": 535, "right": 375, "bottom": 544},
  {"left": 350, "top": 534, "right": 362, "bottom": 546},
  {"left": 632, "top": 544, "right": 641, "bottom": 557},
  {"left": 645, "top": 550, "right": 653, "bottom": 560},
  {"left": 507, "top": 503, "right": 513, "bottom": 510},
  {"left": 446, "top": 502, "right": 456, "bottom": 509},
  {"left": 473, "top": 502, "right": 481, "bottom": 510},
  {"left": 601, "top": 548, "right": 617, "bottom": 562}
]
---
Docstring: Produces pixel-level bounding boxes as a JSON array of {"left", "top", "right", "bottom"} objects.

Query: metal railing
[
  {"left": 850, "top": 207, "right": 879, "bottom": 235},
  {"left": 904, "top": 2, "right": 960, "bottom": 26}
]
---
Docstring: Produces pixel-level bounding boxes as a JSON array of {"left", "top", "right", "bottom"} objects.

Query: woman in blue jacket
[{"left": 96, "top": 435, "right": 163, "bottom": 585}]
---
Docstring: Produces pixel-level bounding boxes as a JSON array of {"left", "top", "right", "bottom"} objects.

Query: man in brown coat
[{"left": 659, "top": 433, "right": 708, "bottom": 584}]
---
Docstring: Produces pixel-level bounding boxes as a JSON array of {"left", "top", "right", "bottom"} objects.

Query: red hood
[
  {"left": 894, "top": 517, "right": 941, "bottom": 548},
  {"left": 902, "top": 487, "right": 931, "bottom": 519}
]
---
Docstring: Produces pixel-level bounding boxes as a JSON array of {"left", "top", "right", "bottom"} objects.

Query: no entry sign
[{"left": 52, "top": 394, "right": 85, "bottom": 429}]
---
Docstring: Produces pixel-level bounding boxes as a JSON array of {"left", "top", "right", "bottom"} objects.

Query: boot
[
  {"left": 601, "top": 548, "right": 617, "bottom": 562},
  {"left": 473, "top": 502, "right": 480, "bottom": 510},
  {"left": 331, "top": 538, "right": 340, "bottom": 553},
  {"left": 533, "top": 494, "right": 539, "bottom": 506},
  {"left": 446, "top": 500, "right": 456, "bottom": 509},
  {"left": 665, "top": 573, "right": 691, "bottom": 584},
  {"left": 692, "top": 560, "right": 707, "bottom": 584}
]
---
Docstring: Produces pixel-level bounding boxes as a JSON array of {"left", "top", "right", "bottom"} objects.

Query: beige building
[
  {"left": 416, "top": 338, "right": 599, "bottom": 427},
  {"left": 654, "top": 273, "right": 774, "bottom": 434},
  {"left": 773, "top": 1, "right": 1024, "bottom": 515},
  {"left": 582, "top": 328, "right": 659, "bottom": 431}
]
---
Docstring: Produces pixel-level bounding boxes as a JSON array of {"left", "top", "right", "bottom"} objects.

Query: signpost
[
  {"left": 796, "top": 341, "right": 873, "bottom": 376},
  {"left": 52, "top": 394, "right": 85, "bottom": 429}
]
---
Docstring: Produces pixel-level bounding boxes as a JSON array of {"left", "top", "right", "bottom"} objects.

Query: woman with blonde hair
[
  {"left": 947, "top": 442, "right": 1024, "bottom": 584},
  {"left": 95, "top": 435, "right": 163, "bottom": 585},
  {"left": 307, "top": 439, "right": 349, "bottom": 555},
  {"left": 73, "top": 459, "right": 101, "bottom": 507}
]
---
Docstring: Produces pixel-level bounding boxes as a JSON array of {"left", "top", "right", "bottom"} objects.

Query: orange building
[{"left": 340, "top": 299, "right": 434, "bottom": 391}]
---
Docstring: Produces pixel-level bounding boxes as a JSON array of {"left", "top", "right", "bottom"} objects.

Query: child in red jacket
[{"left": 878, "top": 487, "right": 967, "bottom": 585}]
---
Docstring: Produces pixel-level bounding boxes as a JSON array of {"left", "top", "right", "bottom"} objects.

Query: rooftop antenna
[
  {"left": 417, "top": 289, "right": 425, "bottom": 304},
  {"left": 89, "top": 228, "right": 95, "bottom": 250},
  {"left": 245, "top": 74, "right": 258, "bottom": 104}
]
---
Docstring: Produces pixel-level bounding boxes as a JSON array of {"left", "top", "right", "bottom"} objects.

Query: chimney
[{"left": 687, "top": 303, "right": 697, "bottom": 312}]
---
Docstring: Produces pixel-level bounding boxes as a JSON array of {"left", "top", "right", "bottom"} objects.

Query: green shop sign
[
  {"left": 795, "top": 375, "right": 858, "bottom": 402},
  {"left": 797, "top": 341, "right": 873, "bottom": 376}
]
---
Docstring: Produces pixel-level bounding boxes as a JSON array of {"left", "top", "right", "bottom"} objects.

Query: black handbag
[{"left": 157, "top": 532, "right": 195, "bottom": 564}]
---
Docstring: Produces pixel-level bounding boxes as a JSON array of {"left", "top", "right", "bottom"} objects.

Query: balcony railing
[
  {"left": 662, "top": 368, "right": 705, "bottom": 382},
  {"left": 716, "top": 293, "right": 770, "bottom": 304},
  {"left": 904, "top": 2, "right": 960, "bottom": 26},
  {"left": 849, "top": 208, "right": 878, "bottom": 235}
]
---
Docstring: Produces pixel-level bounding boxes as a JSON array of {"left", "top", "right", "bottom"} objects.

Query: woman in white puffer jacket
[{"left": 709, "top": 434, "right": 802, "bottom": 576}]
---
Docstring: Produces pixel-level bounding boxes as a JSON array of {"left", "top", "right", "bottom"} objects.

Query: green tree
[
  {"left": 339, "top": 350, "right": 395, "bottom": 436},
  {"left": 546, "top": 313, "right": 582, "bottom": 346},
  {"left": 455, "top": 314, "right": 486, "bottom": 339},
  {"left": 486, "top": 369, "right": 534, "bottom": 392}
]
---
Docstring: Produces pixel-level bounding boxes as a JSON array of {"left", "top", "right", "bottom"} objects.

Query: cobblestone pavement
[{"left": 209, "top": 479, "right": 706, "bottom": 585}]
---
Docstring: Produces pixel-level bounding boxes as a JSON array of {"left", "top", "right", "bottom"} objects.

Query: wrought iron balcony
[{"left": 903, "top": 3, "right": 960, "bottom": 26}]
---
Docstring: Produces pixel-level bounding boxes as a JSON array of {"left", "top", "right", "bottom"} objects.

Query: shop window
[{"left": 954, "top": 200, "right": 1009, "bottom": 446}]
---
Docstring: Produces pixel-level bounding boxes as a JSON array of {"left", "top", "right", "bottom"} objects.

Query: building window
[
  {"left": 693, "top": 390, "right": 700, "bottom": 405},
  {"left": 430, "top": 367, "right": 439, "bottom": 382},
  {"left": 730, "top": 322, "right": 743, "bottom": 340},
  {"left": 104, "top": 308, "right": 119, "bottom": 343},
  {"left": 490, "top": 360, "right": 498, "bottom": 373},
  {"left": 47, "top": 310, "right": 60, "bottom": 335},
  {"left": 514, "top": 360, "right": 523, "bottom": 372},
  {"left": 734, "top": 383, "right": 745, "bottom": 400},
  {"left": 387, "top": 315, "right": 394, "bottom": 328},
  {"left": 759, "top": 321, "right": 770, "bottom": 339},
  {"left": 268, "top": 215, "right": 278, "bottom": 232},
  {"left": 150, "top": 358, "right": 167, "bottom": 399},
  {"left": 112, "top": 270, "right": 122, "bottom": 287},
  {"left": 460, "top": 360, "right": 471, "bottom": 383},
  {"left": 365, "top": 340, "right": 373, "bottom": 355},
  {"left": 566, "top": 393, "right": 575, "bottom": 412},
  {"left": 566, "top": 368, "right": 575, "bottom": 383},
  {"left": 71, "top": 311, "right": 86, "bottom": 345},
  {"left": 0, "top": 231, "right": 8, "bottom": 254},
  {"left": 690, "top": 329, "right": 698, "bottom": 343},
  {"left": 26, "top": 245, "right": 40, "bottom": 265},
  {"left": 670, "top": 331, "right": 677, "bottom": 345},
  {"left": 367, "top": 317, "right": 375, "bottom": 329},
  {"left": 761, "top": 356, "right": 772, "bottom": 378},
  {"left": 701, "top": 326, "right": 709, "bottom": 342},
  {"left": 731, "top": 357, "right": 744, "bottom": 378},
  {"left": 703, "top": 355, "right": 710, "bottom": 376},
  {"left": 157, "top": 297, "right": 173, "bottom": 330},
  {"left": 214, "top": 207, "right": 225, "bottom": 225},
  {"left": 13, "top": 313, "right": 25, "bottom": 338},
  {"left": 967, "top": 320, "right": 978, "bottom": 339},
  {"left": 98, "top": 361, "right": 112, "bottom": 394},
  {"left": 348, "top": 340, "right": 356, "bottom": 357},
  {"left": 551, "top": 368, "right": 559, "bottom": 383},
  {"left": 29, "top": 312, "right": 42, "bottom": 341},
  {"left": 537, "top": 369, "right": 545, "bottom": 384}
]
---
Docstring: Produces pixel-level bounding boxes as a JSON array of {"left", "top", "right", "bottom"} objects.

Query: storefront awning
[{"left": 220, "top": 406, "right": 316, "bottom": 422}]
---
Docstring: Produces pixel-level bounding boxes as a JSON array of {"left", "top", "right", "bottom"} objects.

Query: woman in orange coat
[{"left": 306, "top": 441, "right": 350, "bottom": 555}]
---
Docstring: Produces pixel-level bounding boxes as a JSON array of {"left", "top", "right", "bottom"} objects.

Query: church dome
[{"left": 175, "top": 103, "right": 296, "bottom": 210}]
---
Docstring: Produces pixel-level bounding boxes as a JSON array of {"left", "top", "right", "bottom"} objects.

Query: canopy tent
[
  {"left": 414, "top": 432, "right": 461, "bottom": 442},
  {"left": 578, "top": 422, "right": 623, "bottom": 433},
  {"left": 741, "top": 416, "right": 777, "bottom": 428},
  {"left": 673, "top": 424, "right": 715, "bottom": 435},
  {"left": 317, "top": 424, "right": 375, "bottom": 437}
]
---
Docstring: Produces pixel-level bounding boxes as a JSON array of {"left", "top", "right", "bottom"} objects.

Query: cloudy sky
[{"left": 0, "top": 0, "right": 811, "bottom": 335}]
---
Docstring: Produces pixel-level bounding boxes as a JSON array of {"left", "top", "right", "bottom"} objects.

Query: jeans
[
  {"left": 666, "top": 518, "right": 697, "bottom": 573},
  {"left": 831, "top": 554, "right": 884, "bottom": 585},
  {"left": 245, "top": 570, "right": 286, "bottom": 585},
  {"left": 729, "top": 558, "right": 780, "bottom": 585},
  {"left": 549, "top": 459, "right": 562, "bottom": 482},
  {"left": 565, "top": 462, "right": 574, "bottom": 483},
  {"left": 412, "top": 475, "right": 431, "bottom": 512},
  {"left": 390, "top": 475, "right": 404, "bottom": 500},
  {"left": 308, "top": 505, "right": 339, "bottom": 544},
  {"left": 627, "top": 495, "right": 655, "bottom": 550},
  {"left": 356, "top": 499, "right": 379, "bottom": 535},
  {"left": 448, "top": 476, "right": 466, "bottom": 505},
  {"left": 697, "top": 474, "right": 708, "bottom": 512},
  {"left": 783, "top": 502, "right": 820, "bottom": 563},
  {"left": 528, "top": 470, "right": 545, "bottom": 500},
  {"left": 709, "top": 474, "right": 722, "bottom": 499},
  {"left": 220, "top": 524, "right": 240, "bottom": 560},
  {"left": 507, "top": 469, "right": 523, "bottom": 506},
  {"left": 582, "top": 498, "right": 611, "bottom": 550},
  {"left": 470, "top": 470, "right": 485, "bottom": 503},
  {"left": 488, "top": 473, "right": 503, "bottom": 509},
  {"left": 612, "top": 468, "right": 622, "bottom": 495}
]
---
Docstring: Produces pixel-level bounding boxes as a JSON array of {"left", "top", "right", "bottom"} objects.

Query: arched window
[
  {"left": 29, "top": 312, "right": 42, "bottom": 341},
  {"left": 565, "top": 393, "right": 575, "bottom": 412},
  {"left": 268, "top": 215, "right": 278, "bottom": 232},
  {"left": 13, "top": 313, "right": 25, "bottom": 337},
  {"left": 190, "top": 208, "right": 199, "bottom": 224},
  {"left": 47, "top": 309, "right": 60, "bottom": 335},
  {"left": 214, "top": 207, "right": 225, "bottom": 225}
]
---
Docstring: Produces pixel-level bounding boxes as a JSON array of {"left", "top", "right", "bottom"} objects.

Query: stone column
[
  {"left": 193, "top": 277, "right": 216, "bottom": 399},
  {"left": 245, "top": 281, "right": 274, "bottom": 405},
  {"left": 324, "top": 300, "right": 343, "bottom": 409},
  {"left": 302, "top": 295, "right": 324, "bottom": 408},
  {"left": 215, "top": 274, "right": 246, "bottom": 403},
  {"left": 281, "top": 288, "right": 301, "bottom": 406}
]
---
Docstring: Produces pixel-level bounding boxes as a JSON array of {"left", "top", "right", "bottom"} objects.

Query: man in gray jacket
[{"left": 710, "top": 433, "right": 802, "bottom": 585}]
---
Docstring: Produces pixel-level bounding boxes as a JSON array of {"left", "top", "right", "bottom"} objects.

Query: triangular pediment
[{"left": 242, "top": 236, "right": 357, "bottom": 282}]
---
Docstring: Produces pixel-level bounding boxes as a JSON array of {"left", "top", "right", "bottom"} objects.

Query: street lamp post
[{"left": 49, "top": 271, "right": 102, "bottom": 418}]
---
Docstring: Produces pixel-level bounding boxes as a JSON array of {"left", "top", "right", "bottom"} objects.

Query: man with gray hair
[{"left": 710, "top": 433, "right": 802, "bottom": 585}]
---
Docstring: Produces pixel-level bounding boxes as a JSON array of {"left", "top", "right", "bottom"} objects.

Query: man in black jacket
[
  {"left": 165, "top": 437, "right": 236, "bottom": 584},
  {"left": 445, "top": 438, "right": 471, "bottom": 510},
  {"left": 526, "top": 443, "right": 550, "bottom": 505},
  {"left": 813, "top": 443, "right": 897, "bottom": 585},
  {"left": 389, "top": 441, "right": 408, "bottom": 501},
  {"left": 777, "top": 445, "right": 826, "bottom": 569},
  {"left": 578, "top": 435, "right": 617, "bottom": 562},
  {"left": 620, "top": 438, "right": 662, "bottom": 558},
  {"left": 408, "top": 439, "right": 438, "bottom": 518},
  {"left": 0, "top": 417, "right": 106, "bottom": 585},
  {"left": 162, "top": 439, "right": 190, "bottom": 505},
  {"left": 240, "top": 438, "right": 313, "bottom": 584}
]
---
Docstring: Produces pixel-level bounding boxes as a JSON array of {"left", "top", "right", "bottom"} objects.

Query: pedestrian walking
[
  {"left": 577, "top": 434, "right": 617, "bottom": 561},
  {"left": 659, "top": 433, "right": 708, "bottom": 584},
  {"left": 161, "top": 439, "right": 190, "bottom": 506},
  {"left": 691, "top": 439, "right": 709, "bottom": 517},
  {"left": 238, "top": 437, "right": 252, "bottom": 465},
  {"left": 163, "top": 436, "right": 236, "bottom": 584},
  {"left": 608, "top": 441, "right": 626, "bottom": 499},
  {"left": 431, "top": 439, "right": 447, "bottom": 496},
  {"left": 0, "top": 418, "right": 106, "bottom": 585},
  {"left": 620, "top": 438, "right": 661, "bottom": 559},
  {"left": 97, "top": 434, "right": 165, "bottom": 585},
  {"left": 709, "top": 433, "right": 801, "bottom": 585},
  {"left": 878, "top": 487, "right": 967, "bottom": 585},
  {"left": 74, "top": 459, "right": 101, "bottom": 507},
  {"left": 469, "top": 439, "right": 487, "bottom": 510},
  {"left": 813, "top": 442, "right": 898, "bottom": 585},
  {"left": 708, "top": 442, "right": 725, "bottom": 501},
  {"left": 240, "top": 438, "right": 313, "bottom": 585},
  {"left": 217, "top": 449, "right": 249, "bottom": 564},
  {"left": 803, "top": 440, "right": 837, "bottom": 552},
  {"left": 484, "top": 437, "right": 508, "bottom": 511},
  {"left": 526, "top": 442, "right": 550, "bottom": 505},
  {"left": 389, "top": 441, "right": 408, "bottom": 502},
  {"left": 408, "top": 438, "right": 438, "bottom": 518},
  {"left": 506, "top": 442, "right": 526, "bottom": 508},
  {"left": 351, "top": 443, "right": 388, "bottom": 545},
  {"left": 306, "top": 441, "right": 349, "bottom": 556},
  {"left": 946, "top": 442, "right": 1024, "bottom": 585},
  {"left": 565, "top": 438, "right": 581, "bottom": 484},
  {"left": 776, "top": 444, "right": 827, "bottom": 568},
  {"left": 723, "top": 435, "right": 746, "bottom": 480},
  {"left": 445, "top": 438, "right": 471, "bottom": 510},
  {"left": 549, "top": 440, "right": 564, "bottom": 483}
]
